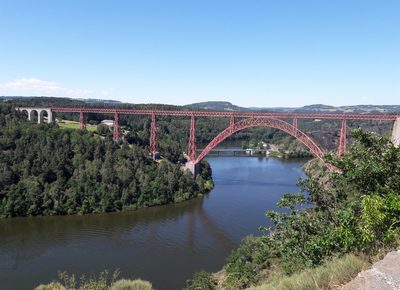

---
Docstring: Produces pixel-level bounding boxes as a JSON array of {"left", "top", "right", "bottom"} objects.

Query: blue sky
[{"left": 0, "top": 0, "right": 399, "bottom": 107}]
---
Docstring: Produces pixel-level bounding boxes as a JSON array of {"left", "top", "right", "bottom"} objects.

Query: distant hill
[
  {"left": 293, "top": 104, "right": 400, "bottom": 114},
  {"left": 188, "top": 101, "right": 400, "bottom": 114},
  {"left": 186, "top": 101, "right": 248, "bottom": 111},
  {"left": 1, "top": 97, "right": 399, "bottom": 114}
]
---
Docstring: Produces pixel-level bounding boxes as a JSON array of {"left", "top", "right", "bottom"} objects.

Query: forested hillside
[{"left": 0, "top": 102, "right": 213, "bottom": 217}]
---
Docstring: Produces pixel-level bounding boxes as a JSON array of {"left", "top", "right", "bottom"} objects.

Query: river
[{"left": 0, "top": 156, "right": 306, "bottom": 290}]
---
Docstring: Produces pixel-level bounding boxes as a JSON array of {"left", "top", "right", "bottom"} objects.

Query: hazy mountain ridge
[
  {"left": 186, "top": 101, "right": 247, "bottom": 111},
  {"left": 1, "top": 97, "right": 399, "bottom": 114},
  {"left": 187, "top": 101, "right": 400, "bottom": 114}
]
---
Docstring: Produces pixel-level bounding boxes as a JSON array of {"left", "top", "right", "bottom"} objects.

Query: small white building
[{"left": 101, "top": 120, "right": 114, "bottom": 127}]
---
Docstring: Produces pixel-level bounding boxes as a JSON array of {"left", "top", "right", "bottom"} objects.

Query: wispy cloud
[{"left": 0, "top": 78, "right": 94, "bottom": 97}]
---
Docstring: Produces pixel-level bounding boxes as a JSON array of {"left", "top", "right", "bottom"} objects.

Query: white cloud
[
  {"left": 0, "top": 78, "right": 93, "bottom": 97},
  {"left": 2, "top": 78, "right": 60, "bottom": 91}
]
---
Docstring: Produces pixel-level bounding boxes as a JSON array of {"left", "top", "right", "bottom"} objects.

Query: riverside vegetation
[
  {"left": 0, "top": 102, "right": 213, "bottom": 217},
  {"left": 185, "top": 129, "right": 400, "bottom": 289},
  {"left": 35, "top": 270, "right": 154, "bottom": 290}
]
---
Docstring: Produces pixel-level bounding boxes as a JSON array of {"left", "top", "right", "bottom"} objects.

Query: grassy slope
[
  {"left": 57, "top": 119, "right": 97, "bottom": 132},
  {"left": 247, "top": 254, "right": 370, "bottom": 290}
]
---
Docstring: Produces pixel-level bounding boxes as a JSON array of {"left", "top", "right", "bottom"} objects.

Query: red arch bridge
[{"left": 16, "top": 107, "right": 400, "bottom": 174}]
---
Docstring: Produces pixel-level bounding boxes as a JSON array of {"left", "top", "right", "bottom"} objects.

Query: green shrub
[
  {"left": 184, "top": 271, "right": 216, "bottom": 290},
  {"left": 110, "top": 279, "right": 153, "bottom": 290},
  {"left": 34, "top": 283, "right": 65, "bottom": 290},
  {"left": 35, "top": 273, "right": 153, "bottom": 290},
  {"left": 224, "top": 236, "right": 271, "bottom": 289}
]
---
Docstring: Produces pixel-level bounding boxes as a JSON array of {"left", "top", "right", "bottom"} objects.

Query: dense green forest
[
  {"left": 0, "top": 102, "right": 213, "bottom": 217},
  {"left": 185, "top": 130, "right": 400, "bottom": 289}
]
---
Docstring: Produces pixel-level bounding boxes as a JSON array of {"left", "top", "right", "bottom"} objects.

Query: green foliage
[
  {"left": 96, "top": 124, "right": 111, "bottom": 136},
  {"left": 0, "top": 103, "right": 213, "bottom": 217},
  {"left": 359, "top": 193, "right": 400, "bottom": 246},
  {"left": 216, "top": 129, "right": 400, "bottom": 289},
  {"left": 110, "top": 279, "right": 153, "bottom": 290},
  {"left": 328, "top": 129, "right": 400, "bottom": 197},
  {"left": 184, "top": 271, "right": 216, "bottom": 290},
  {"left": 35, "top": 270, "right": 153, "bottom": 290},
  {"left": 224, "top": 236, "right": 271, "bottom": 289},
  {"left": 34, "top": 282, "right": 64, "bottom": 290}
]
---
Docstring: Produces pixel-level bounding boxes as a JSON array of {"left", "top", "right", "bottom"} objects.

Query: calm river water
[{"left": 0, "top": 156, "right": 306, "bottom": 290}]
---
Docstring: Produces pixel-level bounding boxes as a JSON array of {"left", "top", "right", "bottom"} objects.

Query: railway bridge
[{"left": 16, "top": 106, "right": 400, "bottom": 175}]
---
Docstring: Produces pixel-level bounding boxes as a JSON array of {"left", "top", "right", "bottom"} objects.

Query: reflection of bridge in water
[{"left": 16, "top": 106, "right": 400, "bottom": 173}]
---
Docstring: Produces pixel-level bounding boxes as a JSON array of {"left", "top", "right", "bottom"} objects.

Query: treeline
[
  {"left": 0, "top": 102, "right": 213, "bottom": 217},
  {"left": 185, "top": 129, "right": 400, "bottom": 289}
]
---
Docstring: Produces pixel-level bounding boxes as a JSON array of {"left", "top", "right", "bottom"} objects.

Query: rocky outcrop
[{"left": 341, "top": 250, "right": 400, "bottom": 290}]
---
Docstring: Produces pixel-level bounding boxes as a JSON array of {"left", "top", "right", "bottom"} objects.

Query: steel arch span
[{"left": 195, "top": 117, "right": 333, "bottom": 170}]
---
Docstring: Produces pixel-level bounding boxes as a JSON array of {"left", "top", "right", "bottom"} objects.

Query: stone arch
[
  {"left": 29, "top": 110, "right": 39, "bottom": 123},
  {"left": 19, "top": 109, "right": 29, "bottom": 120},
  {"left": 39, "top": 110, "right": 50, "bottom": 123}
]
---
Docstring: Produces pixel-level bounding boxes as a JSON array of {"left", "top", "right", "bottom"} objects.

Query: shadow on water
[
  {"left": 0, "top": 195, "right": 235, "bottom": 257},
  {"left": 0, "top": 195, "right": 236, "bottom": 289}
]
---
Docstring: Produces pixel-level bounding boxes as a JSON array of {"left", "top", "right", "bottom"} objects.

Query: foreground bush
[
  {"left": 35, "top": 271, "right": 153, "bottom": 290},
  {"left": 35, "top": 283, "right": 64, "bottom": 290},
  {"left": 184, "top": 271, "right": 216, "bottom": 290},
  {"left": 110, "top": 279, "right": 152, "bottom": 290}
]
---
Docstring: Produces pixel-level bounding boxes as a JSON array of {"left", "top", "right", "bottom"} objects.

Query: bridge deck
[{"left": 49, "top": 107, "right": 398, "bottom": 121}]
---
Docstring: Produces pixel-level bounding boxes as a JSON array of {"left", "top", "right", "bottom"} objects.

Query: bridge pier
[
  {"left": 113, "top": 112, "right": 119, "bottom": 141},
  {"left": 392, "top": 117, "right": 400, "bottom": 146},
  {"left": 338, "top": 119, "right": 347, "bottom": 157},
  {"left": 150, "top": 151, "right": 160, "bottom": 160},
  {"left": 79, "top": 111, "right": 86, "bottom": 130},
  {"left": 27, "top": 109, "right": 34, "bottom": 121},
  {"left": 185, "top": 161, "right": 200, "bottom": 177},
  {"left": 188, "top": 115, "right": 197, "bottom": 160},
  {"left": 150, "top": 112, "right": 158, "bottom": 154}
]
